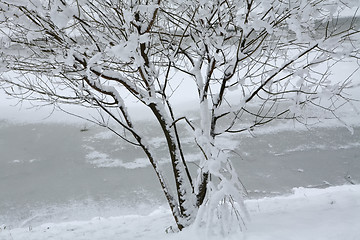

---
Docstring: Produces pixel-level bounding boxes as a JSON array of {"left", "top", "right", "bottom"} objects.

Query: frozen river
[{"left": 0, "top": 119, "right": 359, "bottom": 228}]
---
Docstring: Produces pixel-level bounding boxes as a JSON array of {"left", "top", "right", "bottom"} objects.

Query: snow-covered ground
[{"left": 1, "top": 184, "right": 359, "bottom": 240}]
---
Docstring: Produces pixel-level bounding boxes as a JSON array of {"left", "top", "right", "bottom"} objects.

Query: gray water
[{"left": 0, "top": 120, "right": 359, "bottom": 228}]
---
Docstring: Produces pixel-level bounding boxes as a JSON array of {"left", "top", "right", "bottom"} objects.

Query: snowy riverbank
[{"left": 1, "top": 184, "right": 359, "bottom": 240}]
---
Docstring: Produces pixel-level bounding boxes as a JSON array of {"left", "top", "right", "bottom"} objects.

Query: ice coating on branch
[{"left": 194, "top": 149, "right": 249, "bottom": 235}]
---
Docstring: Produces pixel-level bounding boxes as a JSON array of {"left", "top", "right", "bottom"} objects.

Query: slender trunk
[
  {"left": 140, "top": 142, "right": 185, "bottom": 230},
  {"left": 149, "top": 102, "right": 195, "bottom": 228}
]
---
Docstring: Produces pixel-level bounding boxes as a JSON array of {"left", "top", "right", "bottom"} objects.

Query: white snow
[
  {"left": 85, "top": 150, "right": 150, "bottom": 169},
  {"left": 1, "top": 184, "right": 359, "bottom": 240},
  {"left": 9, "top": 159, "right": 40, "bottom": 164}
]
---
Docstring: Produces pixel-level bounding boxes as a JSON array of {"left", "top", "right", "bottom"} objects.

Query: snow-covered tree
[{"left": 0, "top": 0, "right": 359, "bottom": 235}]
